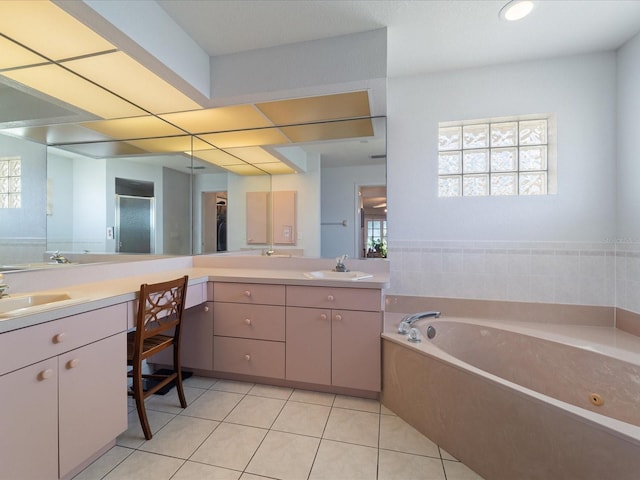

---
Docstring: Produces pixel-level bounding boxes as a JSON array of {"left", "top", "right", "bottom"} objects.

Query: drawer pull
[
  {"left": 244, "top": 318, "right": 252, "bottom": 326},
  {"left": 334, "top": 314, "right": 343, "bottom": 321},
  {"left": 244, "top": 290, "right": 252, "bottom": 298},
  {"left": 53, "top": 332, "right": 67, "bottom": 344},
  {"left": 327, "top": 295, "right": 334, "bottom": 302},
  {"left": 320, "top": 313, "right": 328, "bottom": 321},
  {"left": 204, "top": 305, "right": 210, "bottom": 312},
  {"left": 66, "top": 358, "right": 80, "bottom": 369},
  {"left": 38, "top": 369, "right": 54, "bottom": 381},
  {"left": 244, "top": 354, "right": 251, "bottom": 361}
]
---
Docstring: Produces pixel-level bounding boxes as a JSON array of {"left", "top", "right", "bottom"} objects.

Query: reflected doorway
[
  {"left": 202, "top": 191, "right": 227, "bottom": 253},
  {"left": 115, "top": 178, "right": 155, "bottom": 254},
  {"left": 359, "top": 185, "right": 387, "bottom": 258}
]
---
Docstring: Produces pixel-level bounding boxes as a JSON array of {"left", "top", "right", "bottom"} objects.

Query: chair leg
[
  {"left": 174, "top": 346, "right": 188, "bottom": 409},
  {"left": 132, "top": 362, "right": 153, "bottom": 440}
]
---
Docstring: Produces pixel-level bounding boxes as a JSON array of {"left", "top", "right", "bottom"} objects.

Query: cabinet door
[
  {"left": 0, "top": 359, "right": 58, "bottom": 480},
  {"left": 246, "top": 191, "right": 268, "bottom": 244},
  {"left": 58, "top": 333, "right": 127, "bottom": 478},
  {"left": 150, "top": 302, "right": 214, "bottom": 371},
  {"left": 285, "top": 307, "right": 331, "bottom": 385},
  {"left": 332, "top": 310, "right": 382, "bottom": 392}
]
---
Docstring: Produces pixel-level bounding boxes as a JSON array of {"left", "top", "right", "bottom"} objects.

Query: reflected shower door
[{"left": 116, "top": 195, "right": 155, "bottom": 253}]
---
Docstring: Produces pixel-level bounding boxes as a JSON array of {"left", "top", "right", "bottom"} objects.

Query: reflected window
[
  {"left": 0, "top": 156, "right": 21, "bottom": 208},
  {"left": 366, "top": 219, "right": 387, "bottom": 258}
]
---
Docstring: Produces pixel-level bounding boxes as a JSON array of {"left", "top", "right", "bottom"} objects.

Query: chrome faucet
[
  {"left": 0, "top": 274, "right": 8, "bottom": 298},
  {"left": 50, "top": 251, "right": 70, "bottom": 264},
  {"left": 334, "top": 254, "right": 349, "bottom": 272},
  {"left": 398, "top": 311, "right": 441, "bottom": 334}
]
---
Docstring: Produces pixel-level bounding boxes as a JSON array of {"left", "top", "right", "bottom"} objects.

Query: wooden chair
[{"left": 127, "top": 275, "right": 189, "bottom": 440}]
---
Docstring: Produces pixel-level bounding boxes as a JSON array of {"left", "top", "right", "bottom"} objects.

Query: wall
[
  {"left": 44, "top": 152, "right": 73, "bottom": 252},
  {"left": 387, "top": 53, "right": 617, "bottom": 306},
  {"left": 616, "top": 30, "right": 640, "bottom": 314},
  {"left": 162, "top": 167, "right": 191, "bottom": 255},
  {"left": 0, "top": 134, "right": 47, "bottom": 264},
  {"left": 321, "top": 163, "right": 386, "bottom": 259}
]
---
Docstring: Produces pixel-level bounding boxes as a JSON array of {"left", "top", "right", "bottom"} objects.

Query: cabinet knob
[
  {"left": 38, "top": 369, "right": 54, "bottom": 381},
  {"left": 320, "top": 314, "right": 328, "bottom": 321},
  {"left": 244, "top": 290, "right": 252, "bottom": 297},
  {"left": 327, "top": 295, "right": 334, "bottom": 302},
  {"left": 244, "top": 318, "right": 252, "bottom": 326},
  {"left": 334, "top": 314, "right": 343, "bottom": 321},
  {"left": 244, "top": 354, "right": 251, "bottom": 361},
  {"left": 66, "top": 358, "right": 80, "bottom": 369},
  {"left": 204, "top": 305, "right": 210, "bottom": 312},
  {"left": 53, "top": 332, "right": 67, "bottom": 344}
]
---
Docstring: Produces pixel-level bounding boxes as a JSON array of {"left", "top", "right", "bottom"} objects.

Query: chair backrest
[{"left": 136, "top": 275, "right": 189, "bottom": 341}]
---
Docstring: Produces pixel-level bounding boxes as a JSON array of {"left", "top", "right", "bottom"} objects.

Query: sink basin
[
  {"left": 0, "top": 293, "right": 86, "bottom": 318},
  {"left": 304, "top": 270, "right": 373, "bottom": 281}
]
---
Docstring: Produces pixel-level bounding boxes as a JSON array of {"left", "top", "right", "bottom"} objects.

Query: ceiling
[{"left": 157, "top": 0, "right": 640, "bottom": 78}]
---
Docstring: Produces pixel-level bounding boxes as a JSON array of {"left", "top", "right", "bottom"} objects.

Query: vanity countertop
[{"left": 0, "top": 266, "right": 389, "bottom": 334}]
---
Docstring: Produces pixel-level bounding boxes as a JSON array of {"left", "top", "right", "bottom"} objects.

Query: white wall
[
  {"left": 162, "top": 167, "right": 191, "bottom": 255},
  {"left": 387, "top": 53, "right": 618, "bottom": 305},
  {"left": 616, "top": 31, "right": 640, "bottom": 314},
  {"left": 389, "top": 52, "right": 617, "bottom": 243},
  {"left": 46, "top": 153, "right": 74, "bottom": 251}
]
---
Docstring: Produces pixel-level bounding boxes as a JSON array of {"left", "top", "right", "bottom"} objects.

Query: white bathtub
[{"left": 381, "top": 316, "right": 640, "bottom": 480}]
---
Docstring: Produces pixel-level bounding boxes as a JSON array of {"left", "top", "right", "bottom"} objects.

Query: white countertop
[{"left": 0, "top": 266, "right": 389, "bottom": 333}]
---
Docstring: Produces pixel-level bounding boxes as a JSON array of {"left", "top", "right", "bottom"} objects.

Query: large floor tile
[
  {"left": 440, "top": 446, "right": 459, "bottom": 461},
  {"left": 102, "top": 450, "right": 184, "bottom": 480},
  {"left": 443, "top": 460, "right": 486, "bottom": 479},
  {"left": 190, "top": 422, "right": 267, "bottom": 471},
  {"left": 309, "top": 439, "right": 377, "bottom": 480},
  {"left": 117, "top": 409, "right": 177, "bottom": 448},
  {"left": 246, "top": 430, "right": 320, "bottom": 480},
  {"left": 182, "top": 389, "right": 244, "bottom": 421},
  {"left": 139, "top": 415, "right": 219, "bottom": 458},
  {"left": 379, "top": 414, "right": 440, "bottom": 457},
  {"left": 271, "top": 401, "right": 330, "bottom": 437},
  {"left": 72, "top": 446, "right": 133, "bottom": 480},
  {"left": 333, "top": 395, "right": 381, "bottom": 413},
  {"left": 378, "top": 449, "right": 446, "bottom": 480},
  {"left": 172, "top": 461, "right": 241, "bottom": 480},
  {"left": 323, "top": 407, "right": 379, "bottom": 447},
  {"left": 248, "top": 383, "right": 293, "bottom": 399},
  {"left": 289, "top": 389, "right": 335, "bottom": 406},
  {"left": 183, "top": 375, "right": 219, "bottom": 390},
  {"left": 225, "top": 394, "right": 286, "bottom": 428},
  {"left": 211, "top": 379, "right": 255, "bottom": 394},
  {"left": 144, "top": 385, "right": 205, "bottom": 414}
]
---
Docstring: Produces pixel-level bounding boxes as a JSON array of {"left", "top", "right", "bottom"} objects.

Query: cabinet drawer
[
  {"left": 214, "top": 303, "right": 285, "bottom": 341},
  {"left": 286, "top": 286, "right": 382, "bottom": 311},
  {"left": 214, "top": 282, "right": 285, "bottom": 305},
  {"left": 213, "top": 336, "right": 285, "bottom": 378},
  {"left": 0, "top": 303, "right": 127, "bottom": 376}
]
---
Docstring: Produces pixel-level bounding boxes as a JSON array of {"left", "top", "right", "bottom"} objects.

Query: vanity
[{"left": 0, "top": 255, "right": 388, "bottom": 480}]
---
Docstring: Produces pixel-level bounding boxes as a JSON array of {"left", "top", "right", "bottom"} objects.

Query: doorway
[
  {"left": 115, "top": 178, "right": 155, "bottom": 254},
  {"left": 359, "top": 185, "right": 387, "bottom": 258},
  {"left": 202, "top": 191, "right": 227, "bottom": 253}
]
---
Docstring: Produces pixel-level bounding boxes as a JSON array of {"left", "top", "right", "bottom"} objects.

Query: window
[
  {"left": 438, "top": 117, "right": 550, "bottom": 197},
  {"left": 366, "top": 219, "right": 387, "bottom": 258},
  {"left": 0, "top": 157, "right": 21, "bottom": 208}
]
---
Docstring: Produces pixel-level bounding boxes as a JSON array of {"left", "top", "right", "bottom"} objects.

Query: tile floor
[{"left": 73, "top": 376, "right": 485, "bottom": 480}]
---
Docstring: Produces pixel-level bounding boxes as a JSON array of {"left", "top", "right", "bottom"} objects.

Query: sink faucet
[
  {"left": 50, "top": 251, "right": 70, "bottom": 264},
  {"left": 398, "top": 311, "right": 441, "bottom": 334},
  {"left": 334, "top": 254, "right": 349, "bottom": 272}
]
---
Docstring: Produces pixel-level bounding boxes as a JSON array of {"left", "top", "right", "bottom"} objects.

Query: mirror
[{"left": 0, "top": 90, "right": 385, "bottom": 269}]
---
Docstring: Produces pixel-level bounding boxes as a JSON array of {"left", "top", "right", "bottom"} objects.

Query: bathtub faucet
[{"left": 398, "top": 311, "right": 441, "bottom": 334}]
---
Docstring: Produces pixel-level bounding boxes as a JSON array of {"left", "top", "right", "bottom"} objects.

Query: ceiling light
[{"left": 499, "top": 0, "right": 534, "bottom": 21}]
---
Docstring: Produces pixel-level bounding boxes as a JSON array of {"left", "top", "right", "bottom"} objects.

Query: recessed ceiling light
[{"left": 500, "top": 0, "right": 534, "bottom": 21}]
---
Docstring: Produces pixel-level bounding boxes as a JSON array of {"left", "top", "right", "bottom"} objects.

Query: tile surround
[{"left": 76, "top": 377, "right": 485, "bottom": 480}]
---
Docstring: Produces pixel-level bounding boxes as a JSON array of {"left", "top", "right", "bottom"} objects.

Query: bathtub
[{"left": 381, "top": 316, "right": 640, "bottom": 480}]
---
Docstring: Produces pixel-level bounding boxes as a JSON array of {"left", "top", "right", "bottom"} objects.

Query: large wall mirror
[{"left": 0, "top": 87, "right": 386, "bottom": 268}]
